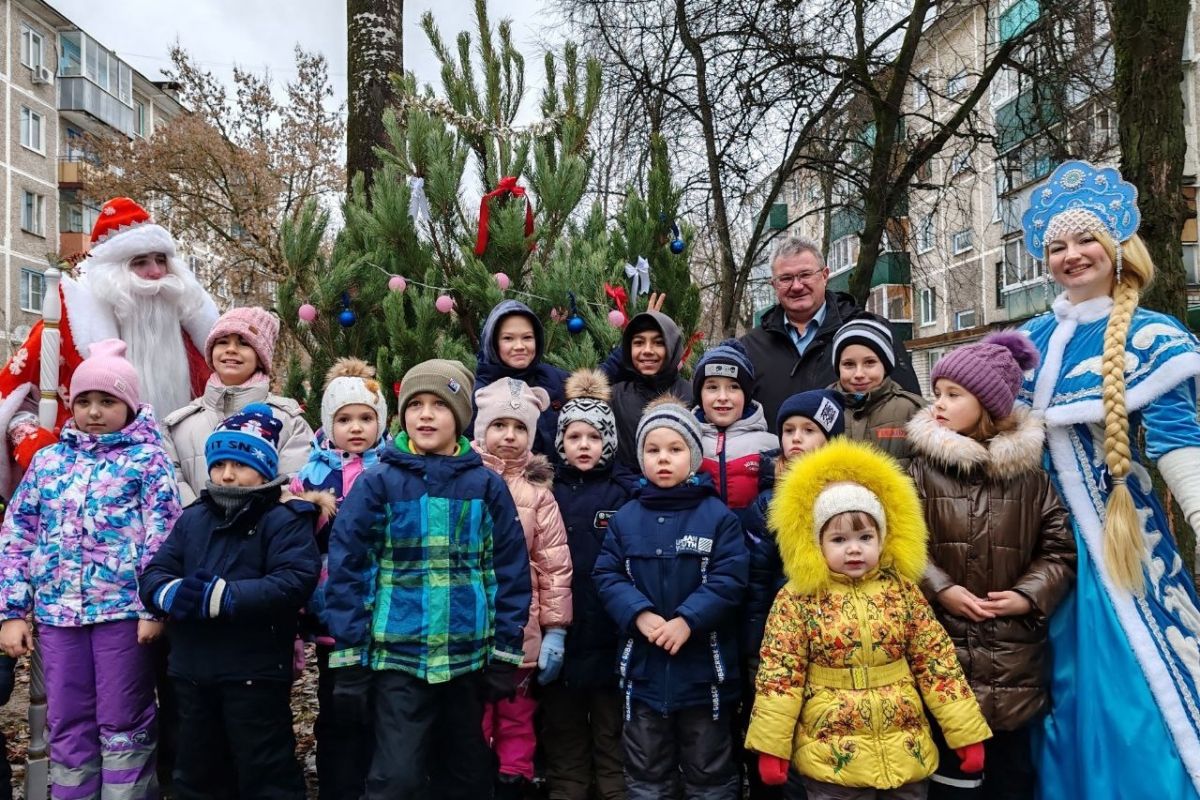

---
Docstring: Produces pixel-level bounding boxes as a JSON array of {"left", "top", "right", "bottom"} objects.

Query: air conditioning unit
[{"left": 31, "top": 66, "right": 53, "bottom": 85}]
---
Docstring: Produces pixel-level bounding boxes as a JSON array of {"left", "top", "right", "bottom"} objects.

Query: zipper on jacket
[
  {"left": 851, "top": 581, "right": 895, "bottom": 787},
  {"left": 717, "top": 431, "right": 728, "bottom": 501}
]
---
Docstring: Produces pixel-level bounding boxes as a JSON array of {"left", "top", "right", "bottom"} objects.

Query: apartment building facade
[
  {"left": 0, "top": 0, "right": 184, "bottom": 355},
  {"left": 768, "top": 0, "right": 1196, "bottom": 393}
]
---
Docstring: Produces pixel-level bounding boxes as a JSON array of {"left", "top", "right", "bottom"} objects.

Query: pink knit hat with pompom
[
  {"left": 929, "top": 331, "right": 1040, "bottom": 419},
  {"left": 70, "top": 338, "right": 141, "bottom": 411}
]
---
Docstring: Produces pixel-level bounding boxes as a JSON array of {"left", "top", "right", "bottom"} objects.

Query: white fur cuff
[{"left": 87, "top": 223, "right": 177, "bottom": 264}]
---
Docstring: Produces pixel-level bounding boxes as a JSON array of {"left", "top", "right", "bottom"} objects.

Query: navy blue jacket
[
  {"left": 140, "top": 484, "right": 321, "bottom": 683},
  {"left": 593, "top": 474, "right": 748, "bottom": 716},
  {"left": 552, "top": 463, "right": 635, "bottom": 689},
  {"left": 742, "top": 488, "right": 786, "bottom": 668},
  {"left": 469, "top": 300, "right": 570, "bottom": 460}
]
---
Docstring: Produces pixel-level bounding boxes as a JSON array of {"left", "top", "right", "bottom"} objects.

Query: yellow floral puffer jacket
[{"left": 745, "top": 439, "right": 990, "bottom": 789}]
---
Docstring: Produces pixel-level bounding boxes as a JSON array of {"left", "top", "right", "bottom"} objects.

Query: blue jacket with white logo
[{"left": 593, "top": 473, "right": 748, "bottom": 717}]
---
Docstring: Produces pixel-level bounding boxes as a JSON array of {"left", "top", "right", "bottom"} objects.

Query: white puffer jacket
[{"left": 162, "top": 380, "right": 314, "bottom": 504}]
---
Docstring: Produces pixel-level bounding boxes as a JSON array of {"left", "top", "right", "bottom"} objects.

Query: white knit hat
[
  {"left": 812, "top": 482, "right": 887, "bottom": 542},
  {"left": 321, "top": 358, "right": 389, "bottom": 443}
]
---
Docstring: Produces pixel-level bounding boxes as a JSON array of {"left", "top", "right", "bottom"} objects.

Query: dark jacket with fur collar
[{"left": 906, "top": 406, "right": 1076, "bottom": 731}]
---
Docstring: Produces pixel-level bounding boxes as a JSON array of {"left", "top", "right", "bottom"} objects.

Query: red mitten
[
  {"left": 12, "top": 425, "right": 56, "bottom": 472},
  {"left": 757, "top": 753, "right": 789, "bottom": 786},
  {"left": 956, "top": 742, "right": 986, "bottom": 773}
]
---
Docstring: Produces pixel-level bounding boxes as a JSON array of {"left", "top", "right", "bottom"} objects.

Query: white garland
[{"left": 397, "top": 94, "right": 565, "bottom": 140}]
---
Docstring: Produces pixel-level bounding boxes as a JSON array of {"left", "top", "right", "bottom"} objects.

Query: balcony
[
  {"left": 58, "top": 76, "right": 134, "bottom": 137},
  {"left": 58, "top": 158, "right": 97, "bottom": 188},
  {"left": 59, "top": 231, "right": 89, "bottom": 258},
  {"left": 827, "top": 251, "right": 911, "bottom": 294},
  {"left": 1002, "top": 283, "right": 1053, "bottom": 320}
]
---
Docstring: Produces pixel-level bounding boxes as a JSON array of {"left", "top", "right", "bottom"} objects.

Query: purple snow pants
[{"left": 40, "top": 620, "right": 158, "bottom": 800}]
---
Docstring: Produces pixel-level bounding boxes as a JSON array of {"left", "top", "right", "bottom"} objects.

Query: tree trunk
[
  {"left": 347, "top": 0, "right": 404, "bottom": 196},
  {"left": 1114, "top": 0, "right": 1193, "bottom": 575},
  {"left": 1113, "top": 0, "right": 1189, "bottom": 321},
  {"left": 674, "top": 0, "right": 741, "bottom": 337},
  {"left": 849, "top": 106, "right": 903, "bottom": 306}
]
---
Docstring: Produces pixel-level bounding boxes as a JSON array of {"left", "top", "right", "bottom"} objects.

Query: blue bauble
[
  {"left": 567, "top": 315, "right": 586, "bottom": 334},
  {"left": 670, "top": 237, "right": 686, "bottom": 255},
  {"left": 338, "top": 308, "right": 357, "bottom": 328}
]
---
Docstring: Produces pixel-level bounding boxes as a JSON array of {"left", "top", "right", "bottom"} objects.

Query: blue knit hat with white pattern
[{"left": 205, "top": 402, "right": 282, "bottom": 479}]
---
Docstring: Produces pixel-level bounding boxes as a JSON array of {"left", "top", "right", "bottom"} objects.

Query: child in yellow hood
[{"left": 744, "top": 439, "right": 990, "bottom": 798}]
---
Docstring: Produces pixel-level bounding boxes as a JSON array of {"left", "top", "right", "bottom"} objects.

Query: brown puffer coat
[
  {"left": 906, "top": 405, "right": 1075, "bottom": 731},
  {"left": 834, "top": 377, "right": 925, "bottom": 468}
]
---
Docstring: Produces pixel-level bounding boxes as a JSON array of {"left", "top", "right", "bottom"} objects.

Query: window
[
  {"left": 951, "top": 151, "right": 973, "bottom": 175},
  {"left": 829, "top": 235, "right": 859, "bottom": 274},
  {"left": 946, "top": 70, "right": 968, "bottom": 97},
  {"left": 1091, "top": 106, "right": 1115, "bottom": 150},
  {"left": 20, "top": 26, "right": 43, "bottom": 70},
  {"left": 919, "top": 287, "right": 938, "bottom": 326},
  {"left": 954, "top": 309, "right": 977, "bottom": 330},
  {"left": 58, "top": 31, "right": 82, "bottom": 76},
  {"left": 916, "top": 214, "right": 935, "bottom": 253},
  {"left": 992, "top": 64, "right": 1019, "bottom": 107},
  {"left": 19, "top": 108, "right": 43, "bottom": 153},
  {"left": 21, "top": 191, "right": 44, "bottom": 236},
  {"left": 135, "top": 101, "right": 146, "bottom": 137},
  {"left": 20, "top": 269, "right": 45, "bottom": 313},
  {"left": 1002, "top": 237, "right": 1044, "bottom": 288},
  {"left": 952, "top": 229, "right": 974, "bottom": 254},
  {"left": 913, "top": 70, "right": 930, "bottom": 108}
]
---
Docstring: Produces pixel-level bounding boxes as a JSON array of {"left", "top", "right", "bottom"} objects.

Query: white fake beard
[{"left": 87, "top": 259, "right": 205, "bottom": 418}]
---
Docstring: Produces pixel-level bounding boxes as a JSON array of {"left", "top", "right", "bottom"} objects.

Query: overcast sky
[{"left": 49, "top": 0, "right": 553, "bottom": 117}]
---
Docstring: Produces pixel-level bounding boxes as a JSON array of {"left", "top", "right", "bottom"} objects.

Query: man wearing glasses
[{"left": 741, "top": 237, "right": 920, "bottom": 423}]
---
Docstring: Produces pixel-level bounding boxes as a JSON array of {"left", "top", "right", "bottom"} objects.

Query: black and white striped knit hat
[
  {"left": 831, "top": 317, "right": 896, "bottom": 375},
  {"left": 556, "top": 369, "right": 618, "bottom": 468},
  {"left": 635, "top": 394, "right": 704, "bottom": 474}
]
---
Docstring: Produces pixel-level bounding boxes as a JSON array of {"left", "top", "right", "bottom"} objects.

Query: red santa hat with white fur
[{"left": 86, "top": 197, "right": 178, "bottom": 265}]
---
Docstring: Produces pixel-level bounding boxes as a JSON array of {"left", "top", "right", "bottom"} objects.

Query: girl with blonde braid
[{"left": 1020, "top": 161, "right": 1200, "bottom": 798}]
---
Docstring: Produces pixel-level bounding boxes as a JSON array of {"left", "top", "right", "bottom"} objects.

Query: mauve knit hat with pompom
[{"left": 929, "top": 331, "right": 1040, "bottom": 419}]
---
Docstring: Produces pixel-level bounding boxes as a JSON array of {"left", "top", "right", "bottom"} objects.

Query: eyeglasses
[{"left": 770, "top": 269, "right": 825, "bottom": 289}]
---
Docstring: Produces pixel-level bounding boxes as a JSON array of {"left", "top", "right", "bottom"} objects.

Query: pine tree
[
  {"left": 609, "top": 132, "right": 703, "bottom": 359},
  {"left": 277, "top": 0, "right": 609, "bottom": 428}
]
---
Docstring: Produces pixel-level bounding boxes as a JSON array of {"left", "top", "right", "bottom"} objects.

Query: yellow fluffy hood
[{"left": 768, "top": 438, "right": 928, "bottom": 594}]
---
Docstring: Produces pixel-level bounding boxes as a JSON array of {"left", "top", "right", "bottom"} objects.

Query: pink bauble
[
  {"left": 435, "top": 294, "right": 455, "bottom": 314},
  {"left": 494, "top": 272, "right": 510, "bottom": 290},
  {"left": 388, "top": 275, "right": 407, "bottom": 292},
  {"left": 608, "top": 310, "right": 626, "bottom": 328},
  {"left": 298, "top": 304, "right": 318, "bottom": 323}
]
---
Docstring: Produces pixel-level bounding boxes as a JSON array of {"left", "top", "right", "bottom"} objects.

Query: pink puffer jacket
[{"left": 494, "top": 452, "right": 573, "bottom": 667}]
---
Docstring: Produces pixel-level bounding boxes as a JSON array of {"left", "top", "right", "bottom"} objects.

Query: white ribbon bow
[
  {"left": 625, "top": 256, "right": 650, "bottom": 295},
  {"left": 407, "top": 176, "right": 431, "bottom": 225}
]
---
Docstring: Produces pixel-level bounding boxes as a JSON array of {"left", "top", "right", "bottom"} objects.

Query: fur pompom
[
  {"left": 565, "top": 368, "right": 612, "bottom": 403},
  {"left": 325, "top": 357, "right": 377, "bottom": 386},
  {"left": 983, "top": 331, "right": 1040, "bottom": 372},
  {"left": 645, "top": 393, "right": 688, "bottom": 412}
]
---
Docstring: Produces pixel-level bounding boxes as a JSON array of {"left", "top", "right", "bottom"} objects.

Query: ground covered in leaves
[{"left": 0, "top": 646, "right": 323, "bottom": 799}]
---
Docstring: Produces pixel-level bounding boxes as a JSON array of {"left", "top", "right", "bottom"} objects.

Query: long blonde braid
[{"left": 1097, "top": 232, "right": 1155, "bottom": 591}]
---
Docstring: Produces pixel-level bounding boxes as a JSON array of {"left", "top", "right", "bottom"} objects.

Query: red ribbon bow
[
  {"left": 680, "top": 331, "right": 705, "bottom": 367},
  {"left": 474, "top": 176, "right": 535, "bottom": 256},
  {"left": 604, "top": 283, "right": 628, "bottom": 321}
]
